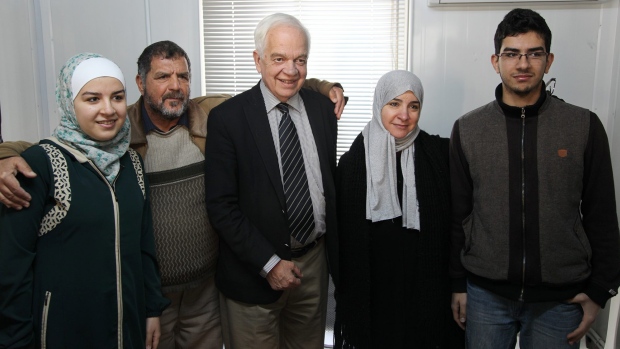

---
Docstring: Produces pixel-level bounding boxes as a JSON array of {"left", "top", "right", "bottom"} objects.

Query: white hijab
[
  {"left": 362, "top": 70, "right": 424, "bottom": 229},
  {"left": 52, "top": 53, "right": 129, "bottom": 183}
]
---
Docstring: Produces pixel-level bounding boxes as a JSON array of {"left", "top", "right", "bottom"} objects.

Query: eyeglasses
[{"left": 496, "top": 52, "right": 549, "bottom": 62}]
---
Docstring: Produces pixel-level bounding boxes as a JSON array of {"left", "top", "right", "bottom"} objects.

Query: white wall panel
[
  {"left": 412, "top": 3, "right": 619, "bottom": 138},
  {"left": 0, "top": 1, "right": 41, "bottom": 142}
]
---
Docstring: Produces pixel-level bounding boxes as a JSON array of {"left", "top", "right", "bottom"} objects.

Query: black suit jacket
[{"left": 204, "top": 82, "right": 339, "bottom": 304}]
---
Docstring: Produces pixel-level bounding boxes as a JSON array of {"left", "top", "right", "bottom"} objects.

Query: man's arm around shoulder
[
  {"left": 0, "top": 141, "right": 33, "bottom": 159},
  {"left": 0, "top": 141, "right": 37, "bottom": 209},
  {"left": 193, "top": 94, "right": 233, "bottom": 116}
]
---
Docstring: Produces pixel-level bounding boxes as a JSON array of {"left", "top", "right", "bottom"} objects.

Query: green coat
[{"left": 0, "top": 138, "right": 169, "bottom": 348}]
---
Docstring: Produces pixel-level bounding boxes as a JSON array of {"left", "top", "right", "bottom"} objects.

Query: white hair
[{"left": 254, "top": 13, "right": 311, "bottom": 57}]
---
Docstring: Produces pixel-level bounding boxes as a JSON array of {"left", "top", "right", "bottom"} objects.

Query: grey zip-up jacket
[{"left": 449, "top": 84, "right": 620, "bottom": 307}]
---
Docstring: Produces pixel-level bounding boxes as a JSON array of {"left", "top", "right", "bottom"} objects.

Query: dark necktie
[{"left": 277, "top": 103, "right": 315, "bottom": 244}]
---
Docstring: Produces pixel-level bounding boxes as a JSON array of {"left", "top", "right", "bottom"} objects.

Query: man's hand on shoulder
[
  {"left": 266, "top": 260, "right": 303, "bottom": 291},
  {"left": 329, "top": 86, "right": 345, "bottom": 119},
  {"left": 0, "top": 157, "right": 35, "bottom": 209}
]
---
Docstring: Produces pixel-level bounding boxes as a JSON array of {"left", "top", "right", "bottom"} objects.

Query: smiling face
[
  {"left": 253, "top": 24, "right": 308, "bottom": 102},
  {"left": 492, "top": 31, "right": 554, "bottom": 106},
  {"left": 73, "top": 77, "right": 127, "bottom": 141},
  {"left": 380, "top": 91, "right": 420, "bottom": 139},
  {"left": 137, "top": 56, "right": 190, "bottom": 121}
]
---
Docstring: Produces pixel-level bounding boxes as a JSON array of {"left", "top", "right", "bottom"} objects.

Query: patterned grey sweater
[{"left": 145, "top": 126, "right": 218, "bottom": 294}]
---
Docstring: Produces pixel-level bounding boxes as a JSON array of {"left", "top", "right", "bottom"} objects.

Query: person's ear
[
  {"left": 136, "top": 74, "right": 145, "bottom": 96},
  {"left": 253, "top": 50, "right": 262, "bottom": 74},
  {"left": 544, "top": 53, "right": 555, "bottom": 74},
  {"left": 491, "top": 54, "right": 500, "bottom": 74}
]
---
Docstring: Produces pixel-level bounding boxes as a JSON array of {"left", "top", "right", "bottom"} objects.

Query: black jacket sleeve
[
  {"left": 449, "top": 120, "right": 472, "bottom": 293},
  {"left": 581, "top": 112, "right": 620, "bottom": 307}
]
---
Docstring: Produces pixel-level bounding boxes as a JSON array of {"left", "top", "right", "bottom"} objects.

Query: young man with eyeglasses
[{"left": 449, "top": 8, "right": 620, "bottom": 349}]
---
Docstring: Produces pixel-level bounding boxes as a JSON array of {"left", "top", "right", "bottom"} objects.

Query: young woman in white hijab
[
  {"left": 0, "top": 53, "right": 169, "bottom": 349},
  {"left": 335, "top": 70, "right": 464, "bottom": 349}
]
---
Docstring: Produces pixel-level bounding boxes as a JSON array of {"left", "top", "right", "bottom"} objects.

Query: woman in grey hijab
[{"left": 335, "top": 70, "right": 463, "bottom": 349}]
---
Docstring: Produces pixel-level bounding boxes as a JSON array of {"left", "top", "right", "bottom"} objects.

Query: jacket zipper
[
  {"left": 519, "top": 107, "right": 526, "bottom": 301},
  {"left": 89, "top": 161, "right": 124, "bottom": 348},
  {"left": 41, "top": 291, "right": 51, "bottom": 349}
]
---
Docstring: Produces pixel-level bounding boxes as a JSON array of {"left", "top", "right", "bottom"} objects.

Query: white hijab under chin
[{"left": 362, "top": 70, "right": 424, "bottom": 230}]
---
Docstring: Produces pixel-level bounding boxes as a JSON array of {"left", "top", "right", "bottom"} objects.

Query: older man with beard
[
  {"left": 0, "top": 40, "right": 345, "bottom": 349},
  {"left": 128, "top": 41, "right": 227, "bottom": 349}
]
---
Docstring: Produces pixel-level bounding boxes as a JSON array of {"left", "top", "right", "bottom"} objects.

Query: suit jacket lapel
[{"left": 244, "top": 83, "right": 287, "bottom": 209}]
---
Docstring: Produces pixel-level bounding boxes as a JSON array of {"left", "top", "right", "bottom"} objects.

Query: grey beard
[
  {"left": 159, "top": 100, "right": 189, "bottom": 120},
  {"left": 144, "top": 89, "right": 190, "bottom": 120}
]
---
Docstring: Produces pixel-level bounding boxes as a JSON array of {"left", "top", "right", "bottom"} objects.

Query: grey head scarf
[
  {"left": 52, "top": 53, "right": 129, "bottom": 183},
  {"left": 362, "top": 70, "right": 424, "bottom": 229}
]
